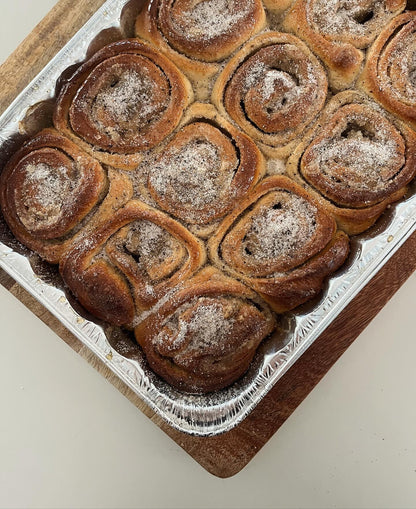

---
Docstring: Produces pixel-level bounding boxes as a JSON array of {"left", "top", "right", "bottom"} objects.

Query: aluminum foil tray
[{"left": 1, "top": 0, "right": 415, "bottom": 436}]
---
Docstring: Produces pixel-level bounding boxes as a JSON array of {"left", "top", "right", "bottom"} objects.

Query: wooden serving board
[{"left": 1, "top": 0, "right": 416, "bottom": 478}]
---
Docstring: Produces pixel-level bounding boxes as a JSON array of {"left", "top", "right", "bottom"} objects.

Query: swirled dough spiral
[
  {"left": 54, "top": 39, "right": 193, "bottom": 169},
  {"left": 135, "top": 267, "right": 276, "bottom": 393},
  {"left": 286, "top": 91, "right": 416, "bottom": 234},
  {"left": 212, "top": 32, "right": 328, "bottom": 158}
]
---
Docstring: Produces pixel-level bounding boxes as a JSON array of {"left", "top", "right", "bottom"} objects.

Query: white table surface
[{"left": 1, "top": 2, "right": 416, "bottom": 508}]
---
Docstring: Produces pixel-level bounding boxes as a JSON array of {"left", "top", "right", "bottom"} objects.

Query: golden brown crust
[
  {"left": 212, "top": 32, "right": 328, "bottom": 158},
  {"left": 54, "top": 39, "right": 193, "bottom": 170},
  {"left": 283, "top": 0, "right": 406, "bottom": 90},
  {"left": 137, "top": 103, "right": 265, "bottom": 238},
  {"left": 286, "top": 91, "right": 416, "bottom": 234},
  {"left": 208, "top": 176, "right": 350, "bottom": 313},
  {"left": 134, "top": 267, "right": 276, "bottom": 393},
  {"left": 0, "top": 128, "right": 108, "bottom": 263},
  {"left": 135, "top": 0, "right": 266, "bottom": 98},
  {"left": 262, "top": 0, "right": 295, "bottom": 12},
  {"left": 59, "top": 200, "right": 206, "bottom": 326},
  {"left": 359, "top": 11, "right": 416, "bottom": 130}
]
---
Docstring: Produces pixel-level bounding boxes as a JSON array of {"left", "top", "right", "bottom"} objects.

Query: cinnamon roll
[
  {"left": 209, "top": 176, "right": 350, "bottom": 313},
  {"left": 54, "top": 39, "right": 193, "bottom": 170},
  {"left": 135, "top": 267, "right": 276, "bottom": 393},
  {"left": 59, "top": 200, "right": 205, "bottom": 326},
  {"left": 359, "top": 12, "right": 416, "bottom": 130},
  {"left": 286, "top": 91, "right": 416, "bottom": 234},
  {"left": 0, "top": 129, "right": 108, "bottom": 263},
  {"left": 212, "top": 32, "right": 328, "bottom": 158},
  {"left": 282, "top": 0, "right": 406, "bottom": 90},
  {"left": 135, "top": 0, "right": 266, "bottom": 98},
  {"left": 142, "top": 103, "right": 265, "bottom": 238}
]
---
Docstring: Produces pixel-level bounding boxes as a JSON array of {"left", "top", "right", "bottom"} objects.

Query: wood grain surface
[{"left": 1, "top": 0, "right": 415, "bottom": 478}]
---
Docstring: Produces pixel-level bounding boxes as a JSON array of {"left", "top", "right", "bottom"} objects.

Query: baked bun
[
  {"left": 209, "top": 176, "right": 350, "bottom": 312},
  {"left": 135, "top": 0, "right": 266, "bottom": 98},
  {"left": 0, "top": 128, "right": 107, "bottom": 263},
  {"left": 212, "top": 32, "right": 328, "bottom": 158},
  {"left": 359, "top": 11, "right": 416, "bottom": 130},
  {"left": 135, "top": 267, "right": 276, "bottom": 393},
  {"left": 286, "top": 91, "right": 416, "bottom": 234},
  {"left": 54, "top": 39, "right": 193, "bottom": 169},
  {"left": 60, "top": 200, "right": 205, "bottom": 326},
  {"left": 137, "top": 103, "right": 265, "bottom": 238},
  {"left": 283, "top": 0, "right": 406, "bottom": 90}
]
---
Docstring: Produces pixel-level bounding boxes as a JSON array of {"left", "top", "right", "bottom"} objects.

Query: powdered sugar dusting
[
  {"left": 407, "top": 49, "right": 416, "bottom": 89},
  {"left": 125, "top": 220, "right": 175, "bottom": 263},
  {"left": 243, "top": 58, "right": 318, "bottom": 105},
  {"left": 261, "top": 69, "right": 299, "bottom": 101},
  {"left": 246, "top": 196, "right": 317, "bottom": 261},
  {"left": 244, "top": 60, "right": 267, "bottom": 89},
  {"left": 309, "top": 0, "right": 385, "bottom": 39},
  {"left": 149, "top": 139, "right": 236, "bottom": 219},
  {"left": 19, "top": 162, "right": 75, "bottom": 229},
  {"left": 308, "top": 124, "right": 402, "bottom": 190},
  {"left": 120, "top": 219, "right": 186, "bottom": 283},
  {"left": 181, "top": 0, "right": 253, "bottom": 40},
  {"left": 155, "top": 299, "right": 234, "bottom": 355},
  {"left": 392, "top": 37, "right": 416, "bottom": 102},
  {"left": 94, "top": 70, "right": 164, "bottom": 123}
]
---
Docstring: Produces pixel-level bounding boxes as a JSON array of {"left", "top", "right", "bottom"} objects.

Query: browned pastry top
[
  {"left": 59, "top": 199, "right": 205, "bottom": 326},
  {"left": 54, "top": 39, "right": 193, "bottom": 169},
  {"left": 285, "top": 90, "right": 416, "bottom": 234},
  {"left": 154, "top": 0, "right": 265, "bottom": 62},
  {"left": 306, "top": 0, "right": 406, "bottom": 48},
  {"left": 209, "top": 176, "right": 350, "bottom": 312},
  {"left": 135, "top": 267, "right": 276, "bottom": 393},
  {"left": 146, "top": 106, "right": 264, "bottom": 229},
  {"left": 0, "top": 128, "right": 107, "bottom": 263},
  {"left": 360, "top": 12, "right": 416, "bottom": 129},
  {"left": 282, "top": 0, "right": 407, "bottom": 90},
  {"left": 213, "top": 32, "right": 328, "bottom": 157},
  {"left": 301, "top": 103, "right": 411, "bottom": 207}
]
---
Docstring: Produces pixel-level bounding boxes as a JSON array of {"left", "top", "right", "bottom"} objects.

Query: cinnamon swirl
[
  {"left": 59, "top": 200, "right": 205, "bottom": 326},
  {"left": 212, "top": 32, "right": 328, "bottom": 158},
  {"left": 135, "top": 0, "right": 266, "bottom": 98},
  {"left": 141, "top": 103, "right": 265, "bottom": 238},
  {"left": 135, "top": 267, "right": 276, "bottom": 393},
  {"left": 54, "top": 39, "right": 193, "bottom": 170},
  {"left": 286, "top": 91, "right": 416, "bottom": 234},
  {"left": 282, "top": 0, "right": 406, "bottom": 90},
  {"left": 209, "top": 176, "right": 349, "bottom": 313},
  {"left": 359, "top": 11, "right": 416, "bottom": 130},
  {"left": 0, "top": 129, "right": 108, "bottom": 263}
]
